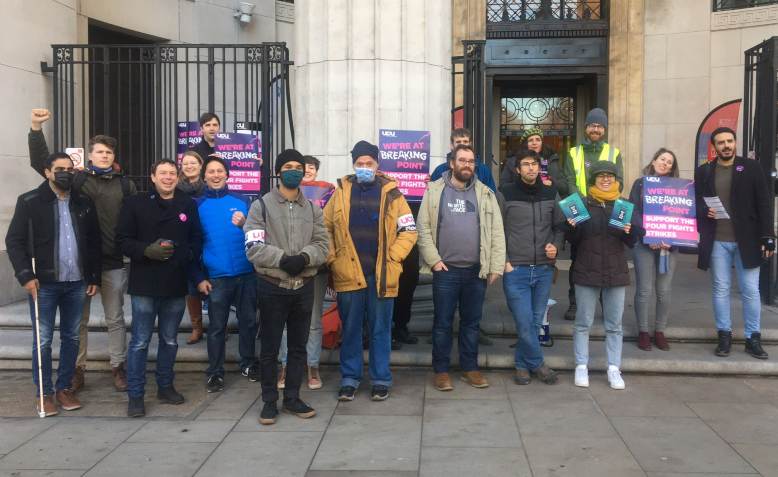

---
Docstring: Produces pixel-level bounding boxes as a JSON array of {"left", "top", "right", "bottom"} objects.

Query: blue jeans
[
  {"left": 431, "top": 265, "right": 486, "bottom": 373},
  {"left": 710, "top": 241, "right": 761, "bottom": 338},
  {"left": 126, "top": 295, "right": 186, "bottom": 399},
  {"left": 29, "top": 281, "right": 86, "bottom": 395},
  {"left": 206, "top": 273, "right": 258, "bottom": 377},
  {"left": 337, "top": 275, "right": 394, "bottom": 388},
  {"left": 574, "top": 285, "right": 625, "bottom": 368},
  {"left": 503, "top": 265, "right": 554, "bottom": 371}
]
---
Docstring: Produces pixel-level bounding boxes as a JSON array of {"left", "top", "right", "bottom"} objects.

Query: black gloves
[
  {"left": 279, "top": 254, "right": 308, "bottom": 276},
  {"left": 144, "top": 239, "right": 175, "bottom": 261},
  {"left": 762, "top": 237, "right": 776, "bottom": 252}
]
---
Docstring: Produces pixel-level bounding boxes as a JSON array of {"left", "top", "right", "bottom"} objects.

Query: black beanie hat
[
  {"left": 275, "top": 149, "right": 305, "bottom": 174},
  {"left": 588, "top": 160, "right": 619, "bottom": 185},
  {"left": 203, "top": 156, "right": 230, "bottom": 177},
  {"left": 350, "top": 140, "right": 380, "bottom": 163}
]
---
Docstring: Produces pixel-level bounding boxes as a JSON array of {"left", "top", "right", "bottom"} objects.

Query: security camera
[{"left": 234, "top": 2, "right": 255, "bottom": 24}]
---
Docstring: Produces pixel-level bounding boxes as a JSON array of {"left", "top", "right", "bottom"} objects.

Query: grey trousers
[
  {"left": 632, "top": 243, "right": 676, "bottom": 333},
  {"left": 77, "top": 267, "right": 128, "bottom": 368}
]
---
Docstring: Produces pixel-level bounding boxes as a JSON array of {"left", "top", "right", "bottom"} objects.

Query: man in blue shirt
[{"left": 195, "top": 156, "right": 259, "bottom": 393}]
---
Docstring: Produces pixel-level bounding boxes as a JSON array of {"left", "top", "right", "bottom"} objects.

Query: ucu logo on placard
[
  {"left": 381, "top": 130, "right": 397, "bottom": 138},
  {"left": 216, "top": 133, "right": 231, "bottom": 139},
  {"left": 646, "top": 176, "right": 661, "bottom": 183}
]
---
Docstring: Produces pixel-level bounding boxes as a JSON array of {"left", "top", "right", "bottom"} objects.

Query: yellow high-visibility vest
[{"left": 569, "top": 144, "right": 619, "bottom": 196}]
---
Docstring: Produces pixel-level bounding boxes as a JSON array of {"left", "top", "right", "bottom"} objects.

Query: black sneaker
[
  {"left": 241, "top": 365, "right": 260, "bottom": 382},
  {"left": 564, "top": 302, "right": 577, "bottom": 321},
  {"left": 157, "top": 385, "right": 185, "bottom": 404},
  {"left": 391, "top": 338, "right": 403, "bottom": 351},
  {"left": 394, "top": 328, "right": 419, "bottom": 345},
  {"left": 338, "top": 385, "right": 357, "bottom": 401},
  {"left": 127, "top": 397, "right": 145, "bottom": 417},
  {"left": 206, "top": 375, "right": 224, "bottom": 393},
  {"left": 745, "top": 332, "right": 769, "bottom": 359},
  {"left": 715, "top": 330, "right": 732, "bottom": 357},
  {"left": 283, "top": 398, "right": 316, "bottom": 419},
  {"left": 371, "top": 385, "right": 390, "bottom": 401},
  {"left": 259, "top": 401, "right": 278, "bottom": 425}
]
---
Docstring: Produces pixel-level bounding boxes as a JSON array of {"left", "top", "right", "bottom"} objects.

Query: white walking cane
[{"left": 29, "top": 221, "right": 45, "bottom": 418}]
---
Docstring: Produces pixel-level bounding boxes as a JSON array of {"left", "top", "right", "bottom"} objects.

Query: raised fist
[{"left": 31, "top": 109, "right": 51, "bottom": 130}]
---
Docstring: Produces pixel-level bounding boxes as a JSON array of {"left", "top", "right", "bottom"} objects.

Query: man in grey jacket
[
  {"left": 499, "top": 149, "right": 565, "bottom": 385},
  {"left": 244, "top": 149, "right": 329, "bottom": 425},
  {"left": 417, "top": 144, "right": 505, "bottom": 392}
]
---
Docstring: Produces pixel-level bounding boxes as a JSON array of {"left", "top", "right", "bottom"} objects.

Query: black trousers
[
  {"left": 257, "top": 280, "right": 314, "bottom": 403},
  {"left": 393, "top": 243, "right": 419, "bottom": 333}
]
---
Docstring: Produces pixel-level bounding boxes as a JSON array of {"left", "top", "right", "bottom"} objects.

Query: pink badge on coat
[{"left": 179, "top": 213, "right": 188, "bottom": 222}]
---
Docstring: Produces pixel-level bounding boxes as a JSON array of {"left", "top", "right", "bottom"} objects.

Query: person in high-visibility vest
[{"left": 562, "top": 108, "right": 625, "bottom": 321}]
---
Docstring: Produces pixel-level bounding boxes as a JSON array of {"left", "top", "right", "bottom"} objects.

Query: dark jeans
[
  {"left": 206, "top": 273, "right": 258, "bottom": 377},
  {"left": 431, "top": 265, "right": 486, "bottom": 373},
  {"left": 126, "top": 295, "right": 186, "bottom": 399},
  {"left": 393, "top": 244, "right": 419, "bottom": 334},
  {"left": 29, "top": 280, "right": 86, "bottom": 395},
  {"left": 257, "top": 280, "right": 313, "bottom": 403}
]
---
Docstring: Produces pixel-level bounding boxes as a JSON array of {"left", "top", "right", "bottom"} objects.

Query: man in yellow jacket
[{"left": 324, "top": 140, "right": 417, "bottom": 402}]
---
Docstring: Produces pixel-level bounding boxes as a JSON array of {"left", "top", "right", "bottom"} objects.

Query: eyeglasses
[
  {"left": 596, "top": 173, "right": 615, "bottom": 180},
  {"left": 519, "top": 161, "right": 539, "bottom": 168},
  {"left": 587, "top": 124, "right": 605, "bottom": 130},
  {"left": 456, "top": 159, "right": 476, "bottom": 166}
]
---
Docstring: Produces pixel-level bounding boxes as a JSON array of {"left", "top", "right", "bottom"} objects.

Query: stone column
[{"left": 294, "top": 0, "right": 453, "bottom": 182}]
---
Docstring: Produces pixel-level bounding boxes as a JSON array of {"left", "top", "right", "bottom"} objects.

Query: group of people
[{"left": 6, "top": 106, "right": 774, "bottom": 423}]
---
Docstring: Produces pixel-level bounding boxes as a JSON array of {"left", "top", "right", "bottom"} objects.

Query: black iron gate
[
  {"left": 452, "top": 40, "right": 487, "bottom": 161},
  {"left": 743, "top": 36, "right": 778, "bottom": 304},
  {"left": 41, "top": 43, "right": 294, "bottom": 192}
]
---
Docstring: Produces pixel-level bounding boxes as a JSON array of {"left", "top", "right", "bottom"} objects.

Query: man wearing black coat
[
  {"left": 695, "top": 127, "right": 775, "bottom": 359},
  {"left": 116, "top": 158, "right": 203, "bottom": 417},
  {"left": 6, "top": 152, "right": 101, "bottom": 416}
]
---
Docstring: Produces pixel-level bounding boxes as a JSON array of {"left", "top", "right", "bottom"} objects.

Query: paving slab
[
  {"left": 419, "top": 447, "right": 531, "bottom": 477},
  {"left": 423, "top": 370, "right": 509, "bottom": 400},
  {"left": 334, "top": 381, "right": 425, "bottom": 416},
  {"left": 687, "top": 401, "right": 778, "bottom": 445},
  {"left": 195, "top": 431, "right": 322, "bottom": 477},
  {"left": 0, "top": 418, "right": 57, "bottom": 454},
  {"left": 612, "top": 416, "right": 756, "bottom": 474},
  {"left": 0, "top": 471, "right": 84, "bottom": 477},
  {"left": 0, "top": 419, "right": 143, "bottom": 470},
  {"left": 307, "top": 472, "right": 418, "bottom": 477},
  {"left": 732, "top": 443, "right": 778, "bottom": 477},
  {"left": 588, "top": 380, "right": 697, "bottom": 417},
  {"left": 522, "top": 435, "right": 645, "bottom": 477},
  {"left": 509, "top": 388, "right": 617, "bottom": 439},
  {"left": 128, "top": 419, "right": 235, "bottom": 443},
  {"left": 310, "top": 415, "right": 421, "bottom": 472},
  {"left": 233, "top": 389, "right": 337, "bottom": 432},
  {"left": 422, "top": 399, "right": 520, "bottom": 448},
  {"left": 85, "top": 442, "right": 217, "bottom": 477}
]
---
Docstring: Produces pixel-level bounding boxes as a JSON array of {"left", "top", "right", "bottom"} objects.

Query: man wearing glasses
[
  {"left": 562, "top": 108, "right": 624, "bottom": 321},
  {"left": 417, "top": 144, "right": 505, "bottom": 392}
]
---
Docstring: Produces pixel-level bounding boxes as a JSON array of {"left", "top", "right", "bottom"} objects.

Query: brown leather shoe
[
  {"left": 637, "top": 332, "right": 652, "bottom": 351},
  {"left": 461, "top": 370, "right": 489, "bottom": 388},
  {"left": 35, "top": 394, "right": 58, "bottom": 417},
  {"left": 654, "top": 331, "right": 670, "bottom": 351},
  {"left": 186, "top": 296, "right": 204, "bottom": 345},
  {"left": 112, "top": 363, "right": 128, "bottom": 392},
  {"left": 56, "top": 389, "right": 82, "bottom": 411},
  {"left": 71, "top": 366, "right": 85, "bottom": 392},
  {"left": 531, "top": 364, "right": 559, "bottom": 385},
  {"left": 434, "top": 372, "right": 454, "bottom": 391}
]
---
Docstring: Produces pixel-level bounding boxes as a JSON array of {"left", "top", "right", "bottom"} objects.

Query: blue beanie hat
[{"left": 585, "top": 108, "right": 608, "bottom": 128}]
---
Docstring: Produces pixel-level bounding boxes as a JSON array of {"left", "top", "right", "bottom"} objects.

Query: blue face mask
[
  {"left": 354, "top": 167, "right": 376, "bottom": 184},
  {"left": 280, "top": 169, "right": 304, "bottom": 189}
]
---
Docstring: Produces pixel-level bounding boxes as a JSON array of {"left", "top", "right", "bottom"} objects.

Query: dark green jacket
[{"left": 28, "top": 129, "right": 137, "bottom": 270}]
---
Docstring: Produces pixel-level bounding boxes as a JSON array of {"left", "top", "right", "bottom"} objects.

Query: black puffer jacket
[{"left": 566, "top": 197, "right": 636, "bottom": 288}]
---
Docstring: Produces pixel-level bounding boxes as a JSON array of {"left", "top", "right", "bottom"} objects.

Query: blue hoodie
[
  {"left": 429, "top": 153, "right": 496, "bottom": 192},
  {"left": 196, "top": 187, "right": 254, "bottom": 279}
]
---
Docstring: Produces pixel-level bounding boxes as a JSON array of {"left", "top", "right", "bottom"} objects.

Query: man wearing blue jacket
[
  {"left": 195, "top": 156, "right": 259, "bottom": 393},
  {"left": 429, "top": 128, "right": 496, "bottom": 192}
]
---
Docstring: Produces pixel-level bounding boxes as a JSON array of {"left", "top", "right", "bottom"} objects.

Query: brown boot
[
  {"left": 56, "top": 389, "right": 82, "bottom": 411},
  {"left": 461, "top": 370, "right": 489, "bottom": 388},
  {"left": 71, "top": 366, "right": 85, "bottom": 392},
  {"left": 434, "top": 372, "right": 454, "bottom": 391},
  {"left": 186, "top": 296, "right": 204, "bottom": 345},
  {"left": 35, "top": 394, "right": 58, "bottom": 417},
  {"left": 112, "top": 363, "right": 128, "bottom": 392},
  {"left": 637, "top": 332, "right": 652, "bottom": 351},
  {"left": 654, "top": 331, "right": 670, "bottom": 351}
]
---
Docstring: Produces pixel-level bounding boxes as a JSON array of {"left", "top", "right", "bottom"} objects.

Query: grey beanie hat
[
  {"left": 585, "top": 108, "right": 608, "bottom": 128},
  {"left": 588, "top": 160, "right": 619, "bottom": 185}
]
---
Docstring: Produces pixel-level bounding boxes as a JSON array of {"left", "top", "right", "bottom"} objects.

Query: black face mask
[{"left": 53, "top": 171, "right": 75, "bottom": 191}]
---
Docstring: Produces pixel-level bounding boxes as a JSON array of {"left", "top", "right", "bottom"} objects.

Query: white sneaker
[
  {"left": 574, "top": 364, "right": 589, "bottom": 387},
  {"left": 607, "top": 365, "right": 625, "bottom": 390}
]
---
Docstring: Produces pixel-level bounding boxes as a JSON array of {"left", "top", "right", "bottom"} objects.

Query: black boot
[
  {"left": 564, "top": 302, "right": 576, "bottom": 321},
  {"left": 715, "top": 330, "right": 732, "bottom": 357},
  {"left": 157, "top": 385, "right": 185, "bottom": 404},
  {"left": 127, "top": 397, "right": 145, "bottom": 417},
  {"left": 745, "top": 332, "right": 769, "bottom": 359}
]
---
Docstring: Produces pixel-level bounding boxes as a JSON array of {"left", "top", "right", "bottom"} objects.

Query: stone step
[{"left": 2, "top": 329, "right": 777, "bottom": 376}]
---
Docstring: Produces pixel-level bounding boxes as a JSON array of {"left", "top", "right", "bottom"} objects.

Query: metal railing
[
  {"left": 487, "top": 0, "right": 604, "bottom": 22},
  {"left": 713, "top": 0, "right": 778, "bottom": 12}
]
